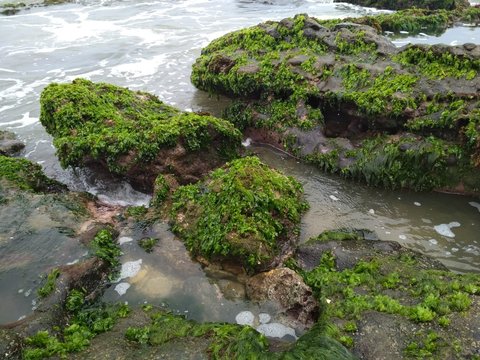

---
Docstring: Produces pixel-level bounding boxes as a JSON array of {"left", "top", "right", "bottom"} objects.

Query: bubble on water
[
  {"left": 114, "top": 282, "right": 131, "bottom": 296},
  {"left": 118, "top": 259, "right": 143, "bottom": 281},
  {"left": 258, "top": 313, "right": 271, "bottom": 324},
  {"left": 256, "top": 323, "right": 297, "bottom": 339},
  {"left": 329, "top": 195, "right": 339, "bottom": 201},
  {"left": 368, "top": 209, "right": 375, "bottom": 215},
  {"left": 414, "top": 202, "right": 421, "bottom": 206},
  {"left": 434, "top": 222, "right": 460, "bottom": 238},
  {"left": 428, "top": 239, "right": 438, "bottom": 245},
  {"left": 399, "top": 234, "right": 407, "bottom": 240},
  {"left": 119, "top": 236, "right": 133, "bottom": 245},
  {"left": 235, "top": 311, "right": 254, "bottom": 326}
]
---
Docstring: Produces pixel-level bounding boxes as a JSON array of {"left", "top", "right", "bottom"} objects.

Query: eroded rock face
[
  {"left": 246, "top": 267, "right": 319, "bottom": 328},
  {"left": 192, "top": 13, "right": 480, "bottom": 193},
  {"left": 40, "top": 78, "right": 242, "bottom": 191}
]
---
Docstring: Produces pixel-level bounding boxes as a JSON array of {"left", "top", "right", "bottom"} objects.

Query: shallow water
[
  {"left": 0, "top": 0, "right": 479, "bottom": 328},
  {"left": 0, "top": 191, "right": 88, "bottom": 323}
]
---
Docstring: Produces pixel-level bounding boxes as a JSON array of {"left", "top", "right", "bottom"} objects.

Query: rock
[
  {"left": 296, "top": 234, "right": 480, "bottom": 359},
  {"left": 170, "top": 156, "right": 308, "bottom": 273},
  {"left": 39, "top": 79, "right": 241, "bottom": 192},
  {"left": 334, "top": 0, "right": 469, "bottom": 11},
  {"left": 0, "top": 131, "right": 24, "bottom": 156},
  {"left": 192, "top": 13, "right": 480, "bottom": 193},
  {"left": 246, "top": 267, "right": 319, "bottom": 328}
]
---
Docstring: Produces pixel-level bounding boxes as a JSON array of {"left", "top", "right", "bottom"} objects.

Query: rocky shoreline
[{"left": 1, "top": 3, "right": 480, "bottom": 359}]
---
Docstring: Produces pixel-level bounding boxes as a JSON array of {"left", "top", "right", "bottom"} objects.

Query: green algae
[
  {"left": 89, "top": 228, "right": 120, "bottom": 268},
  {"left": 125, "top": 309, "right": 356, "bottom": 360},
  {"left": 37, "top": 268, "right": 60, "bottom": 298},
  {"left": 137, "top": 237, "right": 159, "bottom": 253},
  {"left": 294, "top": 240, "right": 480, "bottom": 356},
  {"left": 0, "top": 155, "right": 64, "bottom": 193},
  {"left": 40, "top": 78, "right": 241, "bottom": 179},
  {"left": 170, "top": 156, "right": 308, "bottom": 272},
  {"left": 23, "top": 291, "right": 130, "bottom": 360},
  {"left": 340, "top": 135, "right": 467, "bottom": 191},
  {"left": 333, "top": 0, "right": 467, "bottom": 11},
  {"left": 393, "top": 46, "right": 480, "bottom": 80}
]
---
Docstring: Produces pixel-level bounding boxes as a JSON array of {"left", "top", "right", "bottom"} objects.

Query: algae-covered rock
[
  {"left": 335, "top": 0, "right": 469, "bottom": 11},
  {"left": 292, "top": 232, "right": 480, "bottom": 359},
  {"left": 64, "top": 306, "right": 357, "bottom": 360},
  {"left": 170, "top": 156, "right": 308, "bottom": 272},
  {"left": 40, "top": 78, "right": 241, "bottom": 191},
  {"left": 0, "top": 155, "right": 65, "bottom": 193},
  {"left": 192, "top": 13, "right": 480, "bottom": 193}
]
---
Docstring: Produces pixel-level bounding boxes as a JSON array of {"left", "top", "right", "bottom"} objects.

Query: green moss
[
  {"left": 125, "top": 206, "right": 148, "bottom": 219},
  {"left": 125, "top": 310, "right": 356, "bottom": 360},
  {"left": 125, "top": 311, "right": 269, "bottom": 359},
  {"left": 37, "top": 268, "right": 60, "bottom": 298},
  {"left": 23, "top": 295, "right": 130, "bottom": 360},
  {"left": 297, "top": 244, "right": 480, "bottom": 354},
  {"left": 341, "top": 135, "right": 466, "bottom": 191},
  {"left": 137, "top": 237, "right": 159, "bottom": 253},
  {"left": 171, "top": 156, "right": 308, "bottom": 272},
  {"left": 404, "top": 331, "right": 445, "bottom": 358},
  {"left": 90, "top": 228, "right": 120, "bottom": 268},
  {"left": 307, "top": 229, "right": 363, "bottom": 244},
  {"left": 151, "top": 174, "right": 170, "bottom": 207},
  {"left": 394, "top": 46, "right": 479, "bottom": 80},
  {"left": 40, "top": 79, "right": 241, "bottom": 176},
  {"left": 0, "top": 155, "right": 64, "bottom": 193}
]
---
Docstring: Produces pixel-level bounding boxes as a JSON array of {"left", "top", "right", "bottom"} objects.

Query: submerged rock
[
  {"left": 170, "top": 156, "right": 309, "bottom": 273},
  {"left": 192, "top": 12, "right": 480, "bottom": 193},
  {"left": 0, "top": 131, "right": 24, "bottom": 156},
  {"left": 40, "top": 78, "right": 242, "bottom": 191}
]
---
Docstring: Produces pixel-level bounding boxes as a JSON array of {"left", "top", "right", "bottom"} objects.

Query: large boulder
[
  {"left": 40, "top": 79, "right": 242, "bottom": 191},
  {"left": 192, "top": 13, "right": 480, "bottom": 193},
  {"left": 170, "top": 156, "right": 309, "bottom": 273}
]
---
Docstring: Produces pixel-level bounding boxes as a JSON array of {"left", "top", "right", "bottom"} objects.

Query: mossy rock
[
  {"left": 0, "top": 155, "right": 65, "bottom": 193},
  {"left": 293, "top": 235, "right": 480, "bottom": 359},
  {"left": 192, "top": 13, "right": 480, "bottom": 193},
  {"left": 335, "top": 0, "right": 469, "bottom": 11},
  {"left": 40, "top": 78, "right": 242, "bottom": 191},
  {"left": 74, "top": 307, "right": 356, "bottom": 360},
  {"left": 170, "top": 156, "right": 308, "bottom": 273}
]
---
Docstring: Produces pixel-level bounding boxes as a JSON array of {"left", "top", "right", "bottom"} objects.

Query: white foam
[
  {"left": 256, "top": 323, "right": 297, "bottom": 339},
  {"left": 434, "top": 222, "right": 461, "bottom": 238},
  {"left": 258, "top": 313, "right": 271, "bottom": 324},
  {"left": 119, "top": 236, "right": 133, "bottom": 245},
  {"left": 242, "top": 138, "right": 252, "bottom": 147},
  {"left": 368, "top": 209, "right": 375, "bottom": 215},
  {"left": 428, "top": 239, "right": 438, "bottom": 245},
  {"left": 414, "top": 202, "right": 421, "bottom": 206},
  {"left": 469, "top": 202, "right": 480, "bottom": 213},
  {"left": 329, "top": 195, "right": 339, "bottom": 201},
  {"left": 110, "top": 54, "right": 168, "bottom": 79},
  {"left": 114, "top": 282, "right": 131, "bottom": 296},
  {"left": 118, "top": 259, "right": 142, "bottom": 281},
  {"left": 235, "top": 311, "right": 255, "bottom": 326},
  {"left": 399, "top": 234, "right": 407, "bottom": 240}
]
